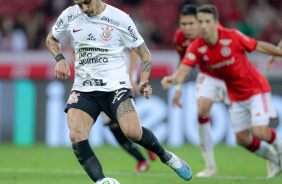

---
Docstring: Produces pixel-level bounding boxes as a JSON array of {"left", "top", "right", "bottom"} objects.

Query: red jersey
[
  {"left": 182, "top": 27, "right": 271, "bottom": 101},
  {"left": 174, "top": 26, "right": 223, "bottom": 79},
  {"left": 173, "top": 28, "right": 192, "bottom": 58}
]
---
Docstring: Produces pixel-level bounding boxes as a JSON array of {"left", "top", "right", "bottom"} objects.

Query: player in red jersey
[
  {"left": 162, "top": 4, "right": 282, "bottom": 178},
  {"left": 172, "top": 5, "right": 228, "bottom": 177}
]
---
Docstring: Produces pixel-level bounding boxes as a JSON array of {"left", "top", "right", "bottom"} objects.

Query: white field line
[{"left": 0, "top": 168, "right": 281, "bottom": 181}]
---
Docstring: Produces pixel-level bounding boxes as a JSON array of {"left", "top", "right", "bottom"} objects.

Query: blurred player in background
[
  {"left": 162, "top": 4, "right": 282, "bottom": 178},
  {"left": 73, "top": 49, "right": 157, "bottom": 172},
  {"left": 46, "top": 0, "right": 192, "bottom": 182},
  {"left": 173, "top": 5, "right": 229, "bottom": 177}
]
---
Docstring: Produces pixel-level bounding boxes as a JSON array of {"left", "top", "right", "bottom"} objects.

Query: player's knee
[
  {"left": 123, "top": 129, "right": 142, "bottom": 142},
  {"left": 235, "top": 136, "right": 249, "bottom": 147},
  {"left": 197, "top": 107, "right": 210, "bottom": 118},
  {"left": 69, "top": 129, "right": 88, "bottom": 143},
  {"left": 252, "top": 131, "right": 266, "bottom": 141}
]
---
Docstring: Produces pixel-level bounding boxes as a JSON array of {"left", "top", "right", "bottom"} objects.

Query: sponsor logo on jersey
[
  {"left": 79, "top": 57, "right": 108, "bottom": 66},
  {"left": 186, "top": 53, "right": 196, "bottom": 61},
  {"left": 210, "top": 56, "right": 235, "bottom": 69},
  {"left": 127, "top": 26, "right": 138, "bottom": 42},
  {"left": 67, "top": 92, "right": 80, "bottom": 104},
  {"left": 73, "top": 28, "right": 83, "bottom": 33},
  {"left": 221, "top": 47, "right": 231, "bottom": 57},
  {"left": 68, "top": 13, "right": 82, "bottom": 21},
  {"left": 87, "top": 33, "right": 96, "bottom": 41},
  {"left": 198, "top": 45, "right": 207, "bottom": 54},
  {"left": 203, "top": 55, "right": 209, "bottom": 61},
  {"left": 100, "top": 26, "right": 114, "bottom": 42},
  {"left": 83, "top": 79, "right": 107, "bottom": 86},
  {"left": 219, "top": 39, "right": 232, "bottom": 46},
  {"left": 101, "top": 16, "right": 120, "bottom": 27},
  {"left": 55, "top": 18, "right": 63, "bottom": 30},
  {"left": 112, "top": 89, "right": 128, "bottom": 104},
  {"left": 78, "top": 48, "right": 108, "bottom": 52}
]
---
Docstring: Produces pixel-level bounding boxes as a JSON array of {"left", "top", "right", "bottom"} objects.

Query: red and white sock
[
  {"left": 248, "top": 137, "right": 279, "bottom": 165},
  {"left": 198, "top": 117, "right": 216, "bottom": 168}
]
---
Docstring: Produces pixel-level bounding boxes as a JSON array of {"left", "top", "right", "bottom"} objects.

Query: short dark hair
[
  {"left": 197, "top": 4, "right": 219, "bottom": 20},
  {"left": 180, "top": 5, "right": 197, "bottom": 17}
]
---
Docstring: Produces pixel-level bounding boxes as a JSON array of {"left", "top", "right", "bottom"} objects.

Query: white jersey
[{"left": 52, "top": 4, "right": 144, "bottom": 92}]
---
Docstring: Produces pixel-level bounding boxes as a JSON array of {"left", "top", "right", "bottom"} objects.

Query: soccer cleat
[
  {"left": 134, "top": 161, "right": 150, "bottom": 172},
  {"left": 267, "top": 160, "right": 281, "bottom": 178},
  {"left": 196, "top": 167, "right": 218, "bottom": 177},
  {"left": 166, "top": 152, "right": 192, "bottom": 181},
  {"left": 147, "top": 150, "right": 158, "bottom": 161}
]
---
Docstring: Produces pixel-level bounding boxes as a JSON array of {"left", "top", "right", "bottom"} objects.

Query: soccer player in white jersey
[
  {"left": 46, "top": 0, "right": 192, "bottom": 182},
  {"left": 72, "top": 49, "right": 157, "bottom": 172}
]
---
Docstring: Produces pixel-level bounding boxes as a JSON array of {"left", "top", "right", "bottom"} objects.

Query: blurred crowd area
[{"left": 0, "top": 0, "right": 282, "bottom": 52}]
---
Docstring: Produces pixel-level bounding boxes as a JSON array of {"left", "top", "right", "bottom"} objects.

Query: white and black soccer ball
[{"left": 95, "top": 177, "right": 120, "bottom": 184}]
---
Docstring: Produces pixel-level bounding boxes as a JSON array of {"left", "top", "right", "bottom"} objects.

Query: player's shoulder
[
  {"left": 219, "top": 27, "right": 240, "bottom": 36},
  {"left": 174, "top": 28, "right": 184, "bottom": 37},
  {"left": 101, "top": 4, "right": 129, "bottom": 27},
  {"left": 60, "top": 5, "right": 82, "bottom": 22},
  {"left": 106, "top": 4, "right": 127, "bottom": 15},
  {"left": 104, "top": 4, "right": 128, "bottom": 19}
]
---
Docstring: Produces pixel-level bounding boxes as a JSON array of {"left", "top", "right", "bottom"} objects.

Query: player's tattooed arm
[
  {"left": 46, "top": 30, "right": 61, "bottom": 58},
  {"left": 132, "top": 42, "right": 152, "bottom": 80},
  {"left": 116, "top": 98, "right": 137, "bottom": 120},
  {"left": 46, "top": 30, "right": 70, "bottom": 80}
]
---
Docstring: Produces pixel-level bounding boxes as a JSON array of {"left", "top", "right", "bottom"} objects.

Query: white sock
[
  {"left": 202, "top": 151, "right": 217, "bottom": 168},
  {"left": 199, "top": 123, "right": 214, "bottom": 152},
  {"left": 199, "top": 123, "right": 216, "bottom": 168},
  {"left": 255, "top": 141, "right": 279, "bottom": 165}
]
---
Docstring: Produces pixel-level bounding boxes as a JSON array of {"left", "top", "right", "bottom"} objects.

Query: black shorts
[{"left": 65, "top": 88, "right": 133, "bottom": 122}]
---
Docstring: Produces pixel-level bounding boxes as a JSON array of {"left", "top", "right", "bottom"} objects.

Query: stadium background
[{"left": 0, "top": 0, "right": 282, "bottom": 148}]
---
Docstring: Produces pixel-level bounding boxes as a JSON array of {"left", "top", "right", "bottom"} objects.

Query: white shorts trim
[{"left": 229, "top": 92, "right": 276, "bottom": 133}]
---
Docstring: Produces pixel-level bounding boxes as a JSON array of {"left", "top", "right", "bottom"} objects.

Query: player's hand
[
  {"left": 172, "top": 90, "right": 183, "bottom": 108},
  {"left": 130, "top": 80, "right": 140, "bottom": 96},
  {"left": 266, "top": 56, "right": 277, "bottom": 72},
  {"left": 55, "top": 59, "right": 71, "bottom": 80},
  {"left": 139, "top": 80, "right": 152, "bottom": 99},
  {"left": 161, "top": 76, "right": 174, "bottom": 89}
]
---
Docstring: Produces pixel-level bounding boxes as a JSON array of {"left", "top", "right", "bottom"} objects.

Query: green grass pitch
[{"left": 0, "top": 144, "right": 281, "bottom": 184}]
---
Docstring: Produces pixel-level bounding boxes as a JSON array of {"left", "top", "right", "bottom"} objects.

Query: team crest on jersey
[
  {"left": 67, "top": 92, "right": 80, "bottom": 104},
  {"left": 219, "top": 39, "right": 232, "bottom": 46},
  {"left": 198, "top": 46, "right": 207, "bottom": 54},
  {"left": 221, "top": 47, "right": 231, "bottom": 57},
  {"left": 100, "top": 26, "right": 114, "bottom": 42}
]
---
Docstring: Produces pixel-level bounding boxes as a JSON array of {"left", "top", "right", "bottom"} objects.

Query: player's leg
[
  {"left": 250, "top": 93, "right": 282, "bottom": 176},
  {"left": 101, "top": 112, "right": 149, "bottom": 172},
  {"left": 196, "top": 97, "right": 217, "bottom": 177},
  {"left": 65, "top": 91, "right": 104, "bottom": 182},
  {"left": 108, "top": 121, "right": 149, "bottom": 172},
  {"left": 116, "top": 98, "right": 192, "bottom": 181},
  {"left": 195, "top": 73, "right": 221, "bottom": 177},
  {"left": 230, "top": 99, "right": 280, "bottom": 178}
]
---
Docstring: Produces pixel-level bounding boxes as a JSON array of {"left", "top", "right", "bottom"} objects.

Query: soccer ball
[{"left": 95, "top": 177, "right": 120, "bottom": 184}]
